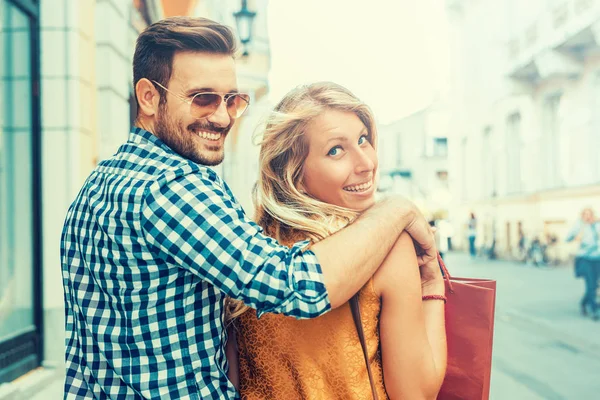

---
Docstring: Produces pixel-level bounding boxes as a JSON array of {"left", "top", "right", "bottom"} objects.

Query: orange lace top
[{"left": 236, "top": 278, "right": 389, "bottom": 399}]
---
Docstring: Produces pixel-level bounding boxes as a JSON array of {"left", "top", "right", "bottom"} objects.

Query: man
[{"left": 61, "top": 17, "right": 437, "bottom": 399}]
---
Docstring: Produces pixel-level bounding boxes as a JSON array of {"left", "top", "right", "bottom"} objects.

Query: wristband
[{"left": 422, "top": 294, "right": 447, "bottom": 303}]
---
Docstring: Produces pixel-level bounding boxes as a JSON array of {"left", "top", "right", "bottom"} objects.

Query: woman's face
[{"left": 301, "top": 109, "right": 378, "bottom": 211}]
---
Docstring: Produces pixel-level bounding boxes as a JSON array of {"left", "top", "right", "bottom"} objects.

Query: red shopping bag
[{"left": 437, "top": 256, "right": 496, "bottom": 400}]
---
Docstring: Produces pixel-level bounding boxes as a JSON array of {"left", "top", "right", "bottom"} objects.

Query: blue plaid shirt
[{"left": 61, "top": 127, "right": 330, "bottom": 399}]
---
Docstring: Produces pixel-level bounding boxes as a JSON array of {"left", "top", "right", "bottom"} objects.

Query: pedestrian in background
[
  {"left": 432, "top": 220, "right": 449, "bottom": 260},
  {"left": 467, "top": 212, "right": 477, "bottom": 258},
  {"left": 566, "top": 207, "right": 600, "bottom": 321}
]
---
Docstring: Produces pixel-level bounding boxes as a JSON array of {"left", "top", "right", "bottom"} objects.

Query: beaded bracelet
[{"left": 422, "top": 294, "right": 447, "bottom": 303}]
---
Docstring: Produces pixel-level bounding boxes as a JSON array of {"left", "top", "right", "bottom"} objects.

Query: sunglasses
[{"left": 151, "top": 80, "right": 250, "bottom": 120}]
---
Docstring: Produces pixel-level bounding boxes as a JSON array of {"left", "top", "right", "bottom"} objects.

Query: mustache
[{"left": 188, "top": 121, "right": 228, "bottom": 134}]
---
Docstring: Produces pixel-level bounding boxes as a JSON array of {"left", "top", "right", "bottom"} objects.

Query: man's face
[{"left": 154, "top": 52, "right": 238, "bottom": 166}]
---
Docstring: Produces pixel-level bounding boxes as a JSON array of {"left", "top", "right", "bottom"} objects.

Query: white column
[
  {"left": 40, "top": 0, "right": 97, "bottom": 366},
  {"left": 95, "top": 0, "right": 135, "bottom": 161}
]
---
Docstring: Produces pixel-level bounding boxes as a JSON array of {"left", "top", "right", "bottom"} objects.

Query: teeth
[
  {"left": 344, "top": 181, "right": 372, "bottom": 192},
  {"left": 198, "top": 131, "right": 222, "bottom": 141}
]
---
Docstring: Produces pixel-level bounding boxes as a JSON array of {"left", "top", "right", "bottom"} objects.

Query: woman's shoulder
[{"left": 372, "top": 231, "right": 418, "bottom": 296}]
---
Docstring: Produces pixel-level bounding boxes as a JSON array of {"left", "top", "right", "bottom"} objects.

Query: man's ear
[{"left": 135, "top": 78, "right": 160, "bottom": 117}]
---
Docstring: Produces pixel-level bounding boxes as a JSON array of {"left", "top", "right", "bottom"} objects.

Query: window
[
  {"left": 506, "top": 113, "right": 522, "bottom": 194},
  {"left": 0, "top": 0, "right": 41, "bottom": 383},
  {"left": 542, "top": 94, "right": 562, "bottom": 188},
  {"left": 432, "top": 137, "right": 448, "bottom": 157},
  {"left": 482, "top": 126, "right": 496, "bottom": 197}
]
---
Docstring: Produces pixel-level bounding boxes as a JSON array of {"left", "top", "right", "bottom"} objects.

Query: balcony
[{"left": 506, "top": 0, "right": 600, "bottom": 83}]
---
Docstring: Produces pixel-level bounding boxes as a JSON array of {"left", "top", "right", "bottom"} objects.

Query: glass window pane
[{"left": 0, "top": 1, "right": 35, "bottom": 341}]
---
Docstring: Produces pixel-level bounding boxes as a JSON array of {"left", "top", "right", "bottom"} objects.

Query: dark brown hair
[{"left": 133, "top": 16, "right": 237, "bottom": 108}]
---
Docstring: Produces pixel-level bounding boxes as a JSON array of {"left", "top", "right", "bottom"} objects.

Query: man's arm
[
  {"left": 142, "top": 171, "right": 434, "bottom": 316},
  {"left": 142, "top": 172, "right": 330, "bottom": 318},
  {"left": 312, "top": 196, "right": 435, "bottom": 309}
]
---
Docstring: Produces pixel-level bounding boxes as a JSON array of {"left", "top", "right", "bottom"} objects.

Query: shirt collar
[{"left": 129, "top": 126, "right": 175, "bottom": 154}]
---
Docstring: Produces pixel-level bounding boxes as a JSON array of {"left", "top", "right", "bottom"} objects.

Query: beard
[{"left": 154, "top": 103, "right": 228, "bottom": 166}]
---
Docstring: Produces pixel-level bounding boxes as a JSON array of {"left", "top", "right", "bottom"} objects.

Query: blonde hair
[{"left": 226, "top": 82, "right": 378, "bottom": 323}]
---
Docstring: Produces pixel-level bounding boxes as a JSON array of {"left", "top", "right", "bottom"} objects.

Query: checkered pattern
[{"left": 61, "top": 127, "right": 330, "bottom": 399}]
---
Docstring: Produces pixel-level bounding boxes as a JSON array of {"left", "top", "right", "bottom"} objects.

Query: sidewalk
[
  {"left": 0, "top": 367, "right": 63, "bottom": 400},
  {"left": 444, "top": 251, "right": 600, "bottom": 355}
]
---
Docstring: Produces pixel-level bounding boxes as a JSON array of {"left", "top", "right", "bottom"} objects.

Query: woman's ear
[{"left": 135, "top": 78, "right": 160, "bottom": 118}]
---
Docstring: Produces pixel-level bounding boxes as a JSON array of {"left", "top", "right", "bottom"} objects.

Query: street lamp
[{"left": 233, "top": 0, "right": 257, "bottom": 57}]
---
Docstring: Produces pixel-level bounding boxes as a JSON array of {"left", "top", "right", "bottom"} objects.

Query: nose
[
  {"left": 353, "top": 148, "right": 375, "bottom": 175},
  {"left": 206, "top": 98, "right": 231, "bottom": 128}
]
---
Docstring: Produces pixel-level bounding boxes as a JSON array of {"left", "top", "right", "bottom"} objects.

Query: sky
[{"left": 267, "top": 0, "right": 451, "bottom": 125}]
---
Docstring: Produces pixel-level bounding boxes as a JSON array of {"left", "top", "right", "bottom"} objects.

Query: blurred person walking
[
  {"left": 467, "top": 212, "right": 477, "bottom": 258},
  {"left": 566, "top": 208, "right": 600, "bottom": 320},
  {"left": 432, "top": 220, "right": 449, "bottom": 260}
]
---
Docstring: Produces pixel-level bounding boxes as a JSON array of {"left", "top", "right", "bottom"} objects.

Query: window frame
[{"left": 0, "top": 0, "right": 43, "bottom": 383}]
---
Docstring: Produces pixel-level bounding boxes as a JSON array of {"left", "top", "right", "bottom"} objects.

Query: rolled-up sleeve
[{"left": 141, "top": 169, "right": 331, "bottom": 319}]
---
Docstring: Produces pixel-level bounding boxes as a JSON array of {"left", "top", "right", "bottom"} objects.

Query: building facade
[
  {"left": 378, "top": 107, "right": 451, "bottom": 220},
  {"left": 445, "top": 0, "right": 600, "bottom": 259},
  {"left": 0, "top": 0, "right": 166, "bottom": 387},
  {"left": 0, "top": 0, "right": 268, "bottom": 391}
]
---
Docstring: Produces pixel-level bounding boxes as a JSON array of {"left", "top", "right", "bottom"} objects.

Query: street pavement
[
  {"left": 5, "top": 252, "right": 599, "bottom": 400},
  {"left": 445, "top": 252, "right": 600, "bottom": 400}
]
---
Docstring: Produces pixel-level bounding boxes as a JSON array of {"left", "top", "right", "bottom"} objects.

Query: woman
[
  {"left": 467, "top": 212, "right": 477, "bottom": 257},
  {"left": 227, "top": 82, "right": 447, "bottom": 399},
  {"left": 566, "top": 207, "right": 600, "bottom": 320}
]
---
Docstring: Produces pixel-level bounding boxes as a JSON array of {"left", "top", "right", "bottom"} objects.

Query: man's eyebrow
[{"left": 185, "top": 87, "right": 240, "bottom": 95}]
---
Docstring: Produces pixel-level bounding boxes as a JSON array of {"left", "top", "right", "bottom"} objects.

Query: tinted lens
[
  {"left": 226, "top": 94, "right": 250, "bottom": 118},
  {"left": 190, "top": 93, "right": 221, "bottom": 118}
]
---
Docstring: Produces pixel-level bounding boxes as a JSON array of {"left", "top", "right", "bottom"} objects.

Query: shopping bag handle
[{"left": 437, "top": 253, "right": 454, "bottom": 294}]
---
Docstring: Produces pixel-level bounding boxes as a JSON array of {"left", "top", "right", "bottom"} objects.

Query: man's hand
[
  {"left": 314, "top": 194, "right": 439, "bottom": 309},
  {"left": 382, "top": 195, "right": 438, "bottom": 267}
]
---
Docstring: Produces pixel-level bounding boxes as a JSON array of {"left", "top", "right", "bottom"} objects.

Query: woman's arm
[
  {"left": 565, "top": 219, "right": 582, "bottom": 242},
  {"left": 374, "top": 232, "right": 447, "bottom": 400},
  {"left": 226, "top": 325, "right": 240, "bottom": 390}
]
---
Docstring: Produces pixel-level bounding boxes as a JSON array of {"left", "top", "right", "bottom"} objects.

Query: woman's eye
[
  {"left": 327, "top": 146, "right": 342, "bottom": 156},
  {"left": 358, "top": 135, "right": 368, "bottom": 145}
]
